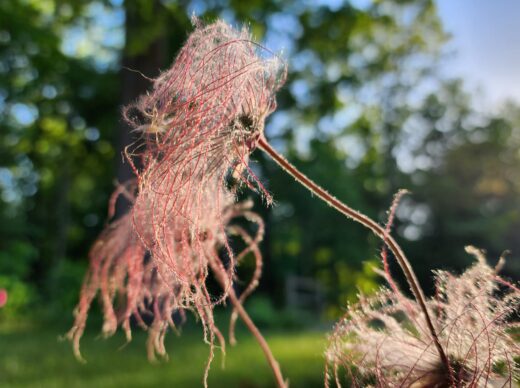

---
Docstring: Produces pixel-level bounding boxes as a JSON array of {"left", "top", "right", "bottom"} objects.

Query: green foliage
[
  {"left": 401, "top": 84, "right": 520, "bottom": 290},
  {"left": 0, "top": 276, "right": 35, "bottom": 323},
  {"left": 46, "top": 259, "right": 87, "bottom": 315},
  {"left": 0, "top": 0, "right": 518, "bottom": 328},
  {"left": 0, "top": 241, "right": 36, "bottom": 278},
  {"left": 245, "top": 295, "right": 319, "bottom": 330},
  {"left": 0, "top": 0, "right": 119, "bottom": 314},
  {"left": 0, "top": 241, "right": 37, "bottom": 325}
]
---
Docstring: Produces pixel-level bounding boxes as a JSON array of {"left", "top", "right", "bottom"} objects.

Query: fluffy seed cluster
[
  {"left": 326, "top": 247, "right": 520, "bottom": 387},
  {"left": 67, "top": 19, "right": 286, "bottom": 377}
]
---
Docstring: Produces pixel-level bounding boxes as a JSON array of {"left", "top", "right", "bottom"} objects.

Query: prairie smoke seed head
[
  {"left": 67, "top": 19, "right": 286, "bottom": 384},
  {"left": 326, "top": 247, "right": 520, "bottom": 387}
]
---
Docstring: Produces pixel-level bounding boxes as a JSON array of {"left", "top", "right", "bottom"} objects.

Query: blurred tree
[
  {"left": 0, "top": 0, "right": 518, "bottom": 323},
  {"left": 400, "top": 83, "right": 520, "bottom": 290},
  {"left": 117, "top": 0, "right": 192, "bottom": 190},
  {"left": 252, "top": 0, "right": 450, "bottom": 311},
  {"left": 0, "top": 0, "right": 121, "bottom": 310}
]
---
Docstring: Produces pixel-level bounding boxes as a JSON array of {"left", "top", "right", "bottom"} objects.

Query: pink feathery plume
[
  {"left": 326, "top": 247, "right": 520, "bottom": 387},
  {"left": 67, "top": 19, "right": 286, "bottom": 382}
]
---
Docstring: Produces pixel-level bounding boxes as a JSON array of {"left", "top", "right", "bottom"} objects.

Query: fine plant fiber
[
  {"left": 326, "top": 246, "right": 520, "bottom": 387},
  {"left": 65, "top": 16, "right": 520, "bottom": 388},
  {"left": 67, "top": 19, "right": 286, "bottom": 386}
]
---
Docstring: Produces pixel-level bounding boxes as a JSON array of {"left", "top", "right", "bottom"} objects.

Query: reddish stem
[
  {"left": 227, "top": 289, "right": 287, "bottom": 388},
  {"left": 258, "top": 135, "right": 451, "bottom": 375},
  {"left": 209, "top": 257, "right": 287, "bottom": 388}
]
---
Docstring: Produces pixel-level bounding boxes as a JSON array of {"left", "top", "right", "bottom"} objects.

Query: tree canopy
[{"left": 0, "top": 0, "right": 518, "bottom": 321}]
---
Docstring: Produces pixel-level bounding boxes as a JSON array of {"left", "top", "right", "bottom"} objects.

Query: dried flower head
[
  {"left": 67, "top": 19, "right": 286, "bottom": 382},
  {"left": 326, "top": 247, "right": 520, "bottom": 387}
]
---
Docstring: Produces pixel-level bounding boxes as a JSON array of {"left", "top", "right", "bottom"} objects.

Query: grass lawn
[{"left": 0, "top": 322, "right": 327, "bottom": 388}]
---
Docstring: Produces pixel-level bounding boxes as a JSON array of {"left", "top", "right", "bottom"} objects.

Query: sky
[
  {"left": 61, "top": 0, "right": 520, "bottom": 112},
  {"left": 436, "top": 0, "right": 520, "bottom": 109}
]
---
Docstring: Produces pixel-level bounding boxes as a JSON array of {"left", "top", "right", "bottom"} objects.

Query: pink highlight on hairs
[
  {"left": 326, "top": 247, "right": 520, "bottom": 387},
  {"left": 67, "top": 19, "right": 286, "bottom": 379}
]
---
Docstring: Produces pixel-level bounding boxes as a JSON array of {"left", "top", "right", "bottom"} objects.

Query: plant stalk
[
  {"left": 209, "top": 256, "right": 287, "bottom": 388},
  {"left": 258, "top": 135, "right": 450, "bottom": 372}
]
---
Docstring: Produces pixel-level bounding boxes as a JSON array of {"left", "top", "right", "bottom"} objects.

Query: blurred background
[{"left": 1, "top": 0, "right": 519, "bottom": 386}]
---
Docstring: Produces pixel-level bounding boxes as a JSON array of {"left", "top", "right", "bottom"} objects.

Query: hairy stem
[
  {"left": 258, "top": 136, "right": 450, "bottom": 373},
  {"left": 227, "top": 289, "right": 287, "bottom": 388},
  {"left": 209, "top": 257, "right": 287, "bottom": 388}
]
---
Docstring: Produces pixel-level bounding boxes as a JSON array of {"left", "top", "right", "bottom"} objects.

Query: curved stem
[
  {"left": 258, "top": 136, "right": 450, "bottom": 372},
  {"left": 209, "top": 257, "right": 287, "bottom": 388},
  {"left": 227, "top": 289, "right": 287, "bottom": 388}
]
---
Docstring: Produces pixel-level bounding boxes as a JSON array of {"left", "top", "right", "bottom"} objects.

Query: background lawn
[{"left": 0, "top": 323, "right": 327, "bottom": 388}]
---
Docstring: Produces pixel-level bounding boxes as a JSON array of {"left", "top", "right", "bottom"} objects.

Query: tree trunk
[{"left": 116, "top": 0, "right": 168, "bottom": 216}]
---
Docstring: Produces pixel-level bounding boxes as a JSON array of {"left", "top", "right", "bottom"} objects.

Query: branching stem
[{"left": 258, "top": 135, "right": 450, "bottom": 373}]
